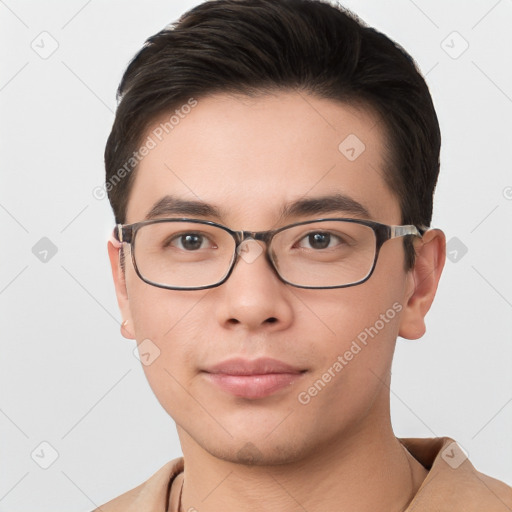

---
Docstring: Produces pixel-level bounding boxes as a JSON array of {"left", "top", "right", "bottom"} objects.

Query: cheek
[
  {"left": 128, "top": 286, "right": 208, "bottom": 417},
  {"left": 316, "top": 275, "right": 405, "bottom": 348},
  {"left": 301, "top": 280, "right": 405, "bottom": 393},
  {"left": 126, "top": 276, "right": 207, "bottom": 372},
  {"left": 126, "top": 264, "right": 206, "bottom": 340},
  {"left": 290, "top": 301, "right": 401, "bottom": 435}
]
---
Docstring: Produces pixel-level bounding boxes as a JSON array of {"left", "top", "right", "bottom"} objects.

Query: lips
[
  {"left": 205, "top": 357, "right": 304, "bottom": 375},
  {"left": 202, "top": 357, "right": 306, "bottom": 399}
]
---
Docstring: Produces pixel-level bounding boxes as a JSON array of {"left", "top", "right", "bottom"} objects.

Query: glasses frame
[{"left": 112, "top": 217, "right": 428, "bottom": 291}]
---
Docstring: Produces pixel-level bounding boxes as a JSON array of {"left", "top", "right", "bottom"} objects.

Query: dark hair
[{"left": 105, "top": 0, "right": 441, "bottom": 270}]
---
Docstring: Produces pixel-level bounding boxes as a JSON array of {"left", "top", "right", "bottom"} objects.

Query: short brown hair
[{"left": 105, "top": 0, "right": 441, "bottom": 270}]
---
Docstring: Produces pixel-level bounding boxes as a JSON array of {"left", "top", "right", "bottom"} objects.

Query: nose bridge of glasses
[
  {"left": 239, "top": 229, "right": 274, "bottom": 245},
  {"left": 233, "top": 230, "right": 277, "bottom": 268}
]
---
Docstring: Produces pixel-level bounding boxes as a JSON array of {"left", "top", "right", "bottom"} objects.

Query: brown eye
[
  {"left": 297, "top": 231, "right": 344, "bottom": 250},
  {"left": 165, "top": 233, "right": 213, "bottom": 251}
]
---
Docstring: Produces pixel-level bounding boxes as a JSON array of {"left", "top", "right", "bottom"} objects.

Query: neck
[{"left": 175, "top": 421, "right": 428, "bottom": 512}]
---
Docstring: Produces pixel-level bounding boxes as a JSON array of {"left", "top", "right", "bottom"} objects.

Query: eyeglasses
[{"left": 112, "top": 218, "right": 427, "bottom": 290}]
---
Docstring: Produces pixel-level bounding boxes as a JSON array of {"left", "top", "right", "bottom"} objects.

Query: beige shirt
[{"left": 95, "top": 436, "right": 512, "bottom": 511}]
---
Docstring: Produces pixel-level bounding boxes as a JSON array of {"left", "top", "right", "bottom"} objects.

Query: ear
[
  {"left": 398, "top": 228, "right": 446, "bottom": 340},
  {"left": 107, "top": 236, "right": 136, "bottom": 340}
]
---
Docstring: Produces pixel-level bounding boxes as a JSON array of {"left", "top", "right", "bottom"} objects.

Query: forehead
[{"left": 125, "top": 90, "right": 400, "bottom": 227}]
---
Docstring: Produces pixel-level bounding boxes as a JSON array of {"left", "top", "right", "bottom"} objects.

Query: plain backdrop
[{"left": 1, "top": 0, "right": 511, "bottom": 510}]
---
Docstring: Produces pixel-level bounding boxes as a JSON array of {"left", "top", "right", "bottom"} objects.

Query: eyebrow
[
  {"left": 278, "top": 193, "right": 371, "bottom": 220},
  {"left": 144, "top": 193, "right": 371, "bottom": 222},
  {"left": 145, "top": 196, "right": 222, "bottom": 220}
]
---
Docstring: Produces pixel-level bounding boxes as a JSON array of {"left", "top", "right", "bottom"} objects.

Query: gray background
[{"left": 1, "top": 0, "right": 511, "bottom": 510}]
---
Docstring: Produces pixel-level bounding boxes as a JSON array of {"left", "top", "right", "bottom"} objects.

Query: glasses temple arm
[
  {"left": 109, "top": 227, "right": 123, "bottom": 248},
  {"left": 390, "top": 224, "right": 430, "bottom": 238}
]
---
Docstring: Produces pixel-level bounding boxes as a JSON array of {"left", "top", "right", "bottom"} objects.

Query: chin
[{"left": 195, "top": 431, "right": 316, "bottom": 467}]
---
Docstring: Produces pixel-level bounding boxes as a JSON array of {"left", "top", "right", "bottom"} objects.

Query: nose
[{"left": 214, "top": 238, "right": 294, "bottom": 332}]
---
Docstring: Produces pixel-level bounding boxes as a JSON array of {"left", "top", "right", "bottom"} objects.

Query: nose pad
[{"left": 236, "top": 237, "right": 265, "bottom": 264}]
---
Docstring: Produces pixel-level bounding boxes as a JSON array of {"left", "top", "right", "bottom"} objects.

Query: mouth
[{"left": 202, "top": 357, "right": 307, "bottom": 399}]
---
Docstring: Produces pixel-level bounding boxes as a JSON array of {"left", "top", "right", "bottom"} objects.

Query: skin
[{"left": 108, "top": 90, "right": 446, "bottom": 512}]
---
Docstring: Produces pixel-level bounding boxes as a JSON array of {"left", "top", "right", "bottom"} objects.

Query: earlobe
[
  {"left": 107, "top": 238, "right": 136, "bottom": 340},
  {"left": 398, "top": 229, "right": 446, "bottom": 340},
  {"left": 120, "top": 320, "right": 135, "bottom": 340}
]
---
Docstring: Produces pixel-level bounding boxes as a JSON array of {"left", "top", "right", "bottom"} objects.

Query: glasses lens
[
  {"left": 271, "top": 220, "right": 376, "bottom": 287},
  {"left": 133, "top": 221, "right": 235, "bottom": 288}
]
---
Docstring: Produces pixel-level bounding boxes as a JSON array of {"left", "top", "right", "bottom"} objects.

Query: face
[{"left": 109, "top": 90, "right": 436, "bottom": 465}]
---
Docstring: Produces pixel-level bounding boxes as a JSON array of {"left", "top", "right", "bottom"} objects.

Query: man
[{"left": 97, "top": 0, "right": 512, "bottom": 510}]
